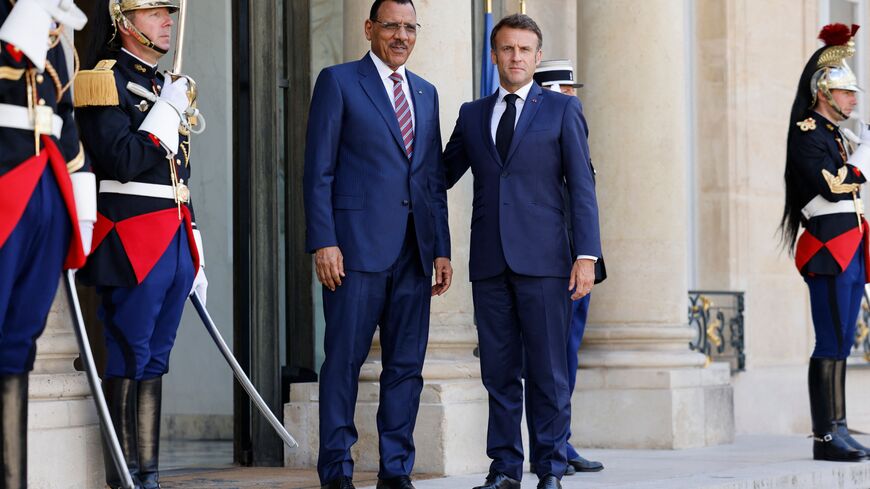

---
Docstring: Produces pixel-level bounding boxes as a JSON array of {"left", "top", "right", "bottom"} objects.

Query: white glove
[
  {"left": 859, "top": 121, "right": 870, "bottom": 144},
  {"left": 0, "top": 0, "right": 54, "bottom": 71},
  {"left": 70, "top": 172, "right": 96, "bottom": 256},
  {"left": 191, "top": 267, "right": 208, "bottom": 305},
  {"left": 846, "top": 121, "right": 870, "bottom": 177},
  {"left": 160, "top": 76, "right": 191, "bottom": 115},
  {"left": 138, "top": 77, "right": 189, "bottom": 155},
  {"left": 189, "top": 229, "right": 207, "bottom": 304}
]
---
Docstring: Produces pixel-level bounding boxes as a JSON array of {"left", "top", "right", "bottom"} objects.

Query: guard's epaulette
[
  {"left": 796, "top": 117, "right": 817, "bottom": 132},
  {"left": 74, "top": 60, "right": 119, "bottom": 107}
]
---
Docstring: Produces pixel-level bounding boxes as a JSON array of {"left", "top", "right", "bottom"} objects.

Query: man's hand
[
  {"left": 431, "top": 257, "right": 453, "bottom": 296},
  {"left": 569, "top": 258, "right": 595, "bottom": 300},
  {"left": 315, "top": 246, "right": 345, "bottom": 291}
]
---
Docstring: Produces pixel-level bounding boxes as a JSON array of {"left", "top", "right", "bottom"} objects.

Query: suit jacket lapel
[
  {"left": 358, "top": 55, "right": 406, "bottom": 156},
  {"left": 480, "top": 92, "right": 503, "bottom": 167},
  {"left": 407, "top": 72, "right": 427, "bottom": 168},
  {"left": 505, "top": 83, "right": 544, "bottom": 167}
]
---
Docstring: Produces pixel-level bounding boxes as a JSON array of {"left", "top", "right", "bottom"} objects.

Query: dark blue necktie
[{"left": 496, "top": 93, "right": 519, "bottom": 163}]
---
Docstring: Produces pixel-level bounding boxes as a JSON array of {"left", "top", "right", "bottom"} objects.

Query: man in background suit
[
  {"left": 303, "top": 1, "right": 452, "bottom": 488},
  {"left": 442, "top": 14, "right": 601, "bottom": 489}
]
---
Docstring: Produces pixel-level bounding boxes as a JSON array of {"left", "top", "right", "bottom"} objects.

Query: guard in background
[
  {"left": 74, "top": 1, "right": 207, "bottom": 487},
  {"left": 524, "top": 59, "right": 604, "bottom": 476},
  {"left": 781, "top": 23, "right": 870, "bottom": 462},
  {"left": 0, "top": 1, "right": 94, "bottom": 487}
]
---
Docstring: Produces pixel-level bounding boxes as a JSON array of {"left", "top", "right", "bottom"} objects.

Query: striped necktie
[{"left": 389, "top": 72, "right": 414, "bottom": 159}]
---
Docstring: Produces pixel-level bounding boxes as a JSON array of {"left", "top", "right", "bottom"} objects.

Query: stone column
[
  {"left": 286, "top": 0, "right": 494, "bottom": 475},
  {"left": 28, "top": 283, "right": 103, "bottom": 487},
  {"left": 573, "top": 0, "right": 734, "bottom": 449},
  {"left": 504, "top": 0, "right": 577, "bottom": 63}
]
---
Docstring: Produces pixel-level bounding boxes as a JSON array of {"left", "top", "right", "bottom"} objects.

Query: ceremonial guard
[
  {"left": 74, "top": 1, "right": 206, "bottom": 487},
  {"left": 0, "top": 1, "right": 93, "bottom": 487},
  {"left": 781, "top": 23, "right": 870, "bottom": 462}
]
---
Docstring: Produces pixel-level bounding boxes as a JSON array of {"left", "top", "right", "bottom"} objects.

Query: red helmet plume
[{"left": 818, "top": 23, "right": 859, "bottom": 46}]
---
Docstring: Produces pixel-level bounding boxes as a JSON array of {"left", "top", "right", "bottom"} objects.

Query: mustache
[{"left": 390, "top": 42, "right": 408, "bottom": 49}]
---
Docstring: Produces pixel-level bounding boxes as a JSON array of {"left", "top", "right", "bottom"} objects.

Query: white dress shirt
[
  {"left": 490, "top": 81, "right": 597, "bottom": 263},
  {"left": 489, "top": 81, "right": 534, "bottom": 144},
  {"left": 369, "top": 51, "right": 415, "bottom": 131}
]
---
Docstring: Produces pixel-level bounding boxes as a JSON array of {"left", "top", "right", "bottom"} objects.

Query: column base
[
  {"left": 27, "top": 372, "right": 104, "bottom": 488},
  {"left": 285, "top": 377, "right": 493, "bottom": 476},
  {"left": 572, "top": 362, "right": 734, "bottom": 449}
]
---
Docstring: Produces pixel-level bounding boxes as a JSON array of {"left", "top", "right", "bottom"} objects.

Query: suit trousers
[
  {"left": 525, "top": 294, "right": 591, "bottom": 466},
  {"left": 0, "top": 168, "right": 70, "bottom": 374},
  {"left": 805, "top": 246, "right": 865, "bottom": 360},
  {"left": 474, "top": 270, "right": 571, "bottom": 481},
  {"left": 317, "top": 215, "right": 431, "bottom": 484},
  {"left": 97, "top": 229, "right": 195, "bottom": 380}
]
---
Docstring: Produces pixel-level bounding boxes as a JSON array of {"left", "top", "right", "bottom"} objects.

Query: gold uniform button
[{"left": 36, "top": 74, "right": 44, "bottom": 83}]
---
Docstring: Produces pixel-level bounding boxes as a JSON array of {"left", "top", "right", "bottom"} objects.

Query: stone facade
[
  {"left": 30, "top": 0, "right": 870, "bottom": 486},
  {"left": 28, "top": 284, "right": 103, "bottom": 488}
]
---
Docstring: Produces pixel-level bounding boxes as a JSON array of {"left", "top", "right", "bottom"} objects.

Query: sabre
[
  {"left": 164, "top": 0, "right": 201, "bottom": 127},
  {"left": 189, "top": 292, "right": 298, "bottom": 448},
  {"left": 64, "top": 270, "right": 136, "bottom": 489}
]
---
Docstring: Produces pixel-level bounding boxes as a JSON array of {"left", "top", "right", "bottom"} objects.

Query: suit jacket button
[
  {"left": 402, "top": 200, "right": 410, "bottom": 206},
  {"left": 501, "top": 172, "right": 510, "bottom": 178}
]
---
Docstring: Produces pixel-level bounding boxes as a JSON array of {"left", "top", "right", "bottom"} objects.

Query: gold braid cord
[
  {"left": 66, "top": 143, "right": 85, "bottom": 173},
  {"left": 822, "top": 166, "right": 861, "bottom": 194}
]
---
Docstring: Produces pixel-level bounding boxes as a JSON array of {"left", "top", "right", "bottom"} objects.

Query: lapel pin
[{"left": 417, "top": 90, "right": 423, "bottom": 94}]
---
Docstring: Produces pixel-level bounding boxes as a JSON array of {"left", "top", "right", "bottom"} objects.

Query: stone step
[{"left": 357, "top": 435, "right": 870, "bottom": 489}]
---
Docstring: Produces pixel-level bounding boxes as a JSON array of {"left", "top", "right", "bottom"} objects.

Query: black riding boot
[
  {"left": 138, "top": 377, "right": 163, "bottom": 489},
  {"left": 104, "top": 378, "right": 143, "bottom": 489},
  {"left": 1, "top": 374, "right": 28, "bottom": 489},
  {"left": 809, "top": 358, "right": 867, "bottom": 461},
  {"left": 834, "top": 359, "right": 870, "bottom": 452}
]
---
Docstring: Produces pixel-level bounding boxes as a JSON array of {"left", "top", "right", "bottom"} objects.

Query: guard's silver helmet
[
  {"left": 812, "top": 24, "right": 862, "bottom": 119},
  {"left": 109, "top": 0, "right": 179, "bottom": 55}
]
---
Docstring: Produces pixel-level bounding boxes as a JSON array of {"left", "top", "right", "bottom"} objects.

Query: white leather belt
[
  {"left": 801, "top": 195, "right": 864, "bottom": 219},
  {"left": 100, "top": 180, "right": 176, "bottom": 200},
  {"left": 0, "top": 103, "right": 63, "bottom": 138}
]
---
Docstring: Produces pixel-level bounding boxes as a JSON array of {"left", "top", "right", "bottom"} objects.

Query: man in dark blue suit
[
  {"left": 303, "top": 1, "right": 452, "bottom": 488},
  {"left": 443, "top": 14, "right": 601, "bottom": 489}
]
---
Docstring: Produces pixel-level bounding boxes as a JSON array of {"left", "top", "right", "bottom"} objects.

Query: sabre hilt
[
  {"left": 165, "top": 71, "right": 200, "bottom": 133},
  {"left": 126, "top": 81, "right": 206, "bottom": 135}
]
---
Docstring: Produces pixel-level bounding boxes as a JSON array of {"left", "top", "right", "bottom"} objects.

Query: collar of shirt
[
  {"left": 369, "top": 51, "right": 415, "bottom": 130},
  {"left": 121, "top": 48, "right": 158, "bottom": 69},
  {"left": 497, "top": 81, "right": 534, "bottom": 106},
  {"left": 491, "top": 80, "right": 535, "bottom": 143}
]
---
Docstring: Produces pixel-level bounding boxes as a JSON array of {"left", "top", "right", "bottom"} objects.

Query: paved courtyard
[{"left": 161, "top": 434, "right": 870, "bottom": 489}]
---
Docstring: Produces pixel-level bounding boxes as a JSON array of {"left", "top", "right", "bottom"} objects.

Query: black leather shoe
[
  {"left": 377, "top": 475, "right": 415, "bottom": 489},
  {"left": 568, "top": 455, "right": 604, "bottom": 472},
  {"left": 537, "top": 475, "right": 561, "bottom": 489},
  {"left": 322, "top": 476, "right": 355, "bottom": 489},
  {"left": 472, "top": 472, "right": 521, "bottom": 489}
]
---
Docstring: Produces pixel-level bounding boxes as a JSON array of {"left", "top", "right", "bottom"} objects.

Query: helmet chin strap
[
  {"left": 120, "top": 16, "right": 168, "bottom": 56},
  {"left": 821, "top": 86, "right": 850, "bottom": 121}
]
